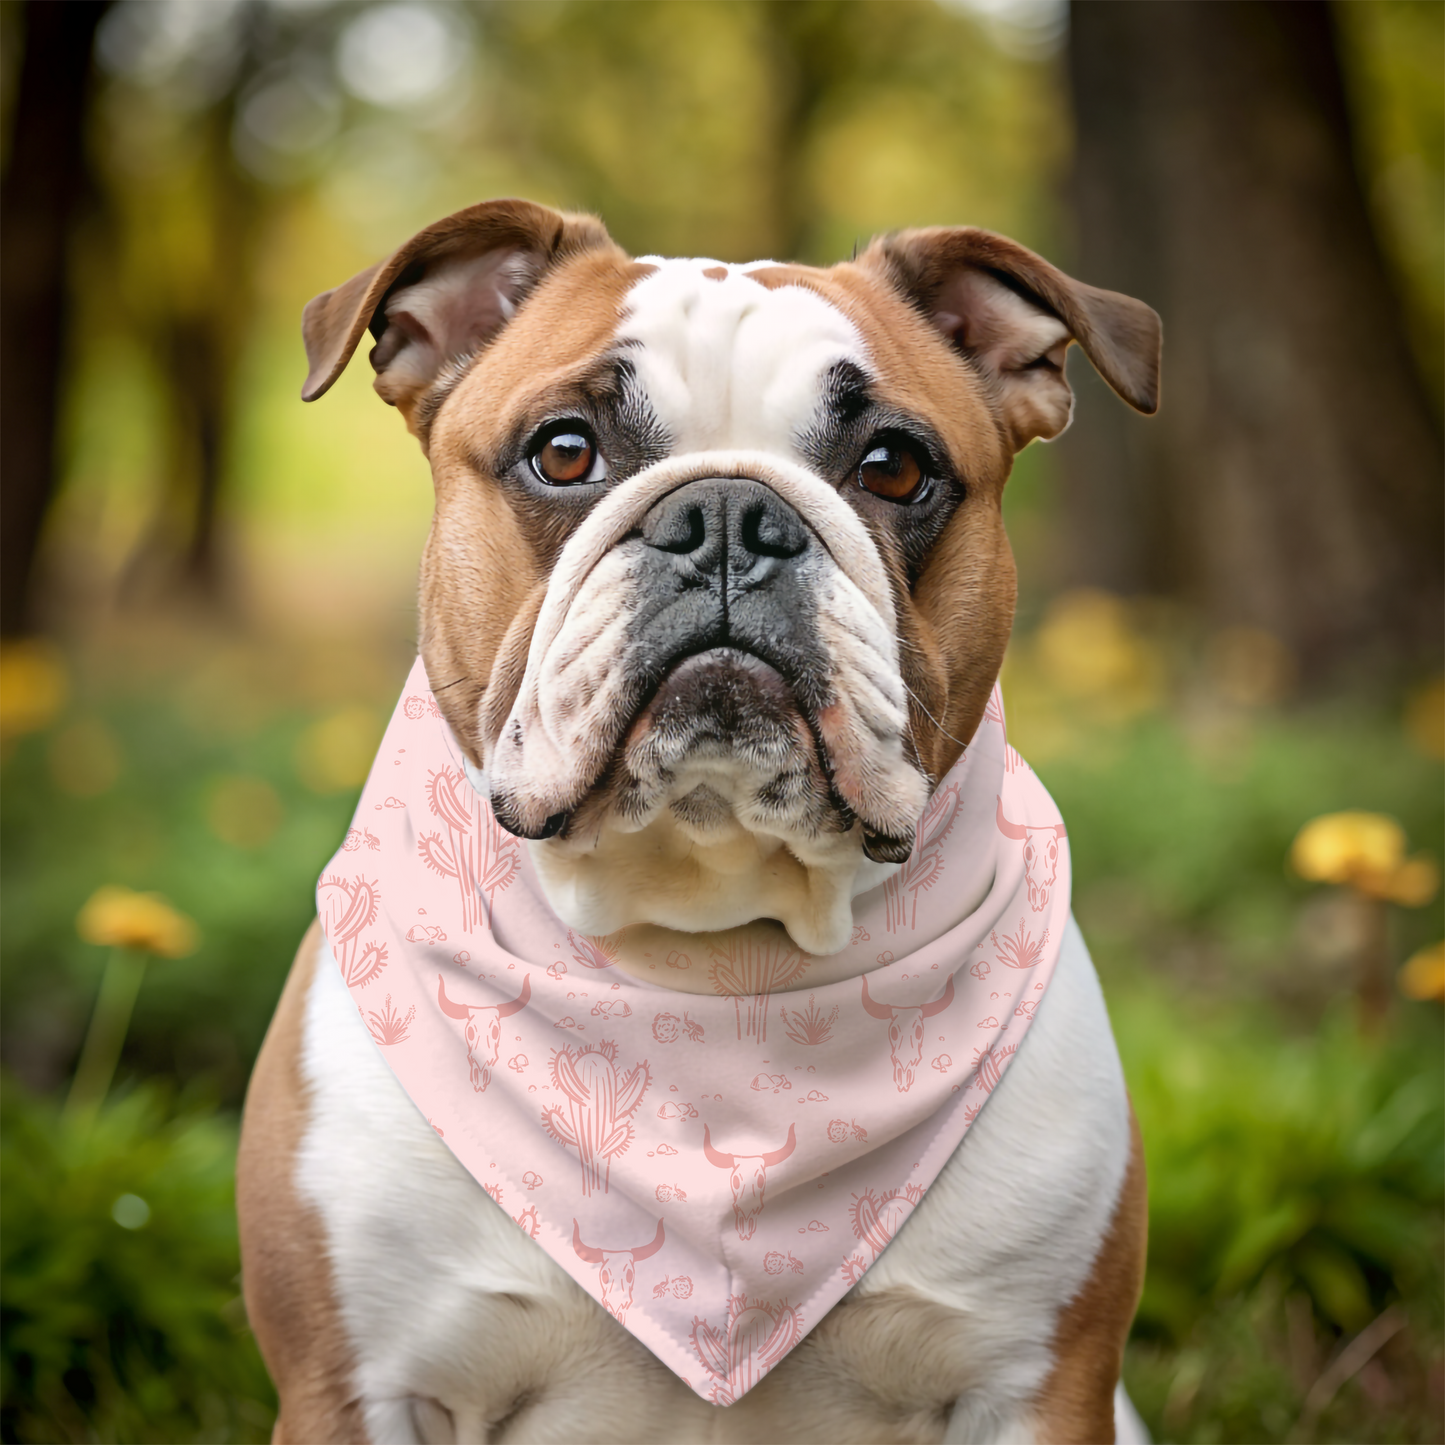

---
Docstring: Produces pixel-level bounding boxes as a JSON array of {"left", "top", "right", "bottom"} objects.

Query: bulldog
[{"left": 237, "top": 198, "right": 1161, "bottom": 1443}]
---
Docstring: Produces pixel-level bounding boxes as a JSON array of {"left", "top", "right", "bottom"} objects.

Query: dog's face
[{"left": 304, "top": 200, "right": 1159, "bottom": 954}]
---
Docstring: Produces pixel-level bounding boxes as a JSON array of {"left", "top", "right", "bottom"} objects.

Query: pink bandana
[{"left": 318, "top": 659, "right": 1069, "bottom": 1404}]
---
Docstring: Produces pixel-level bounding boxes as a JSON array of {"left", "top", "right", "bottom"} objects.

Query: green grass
[
  {"left": 1, "top": 1083, "right": 275, "bottom": 1443},
  {"left": 1, "top": 636, "right": 1441, "bottom": 1441}
]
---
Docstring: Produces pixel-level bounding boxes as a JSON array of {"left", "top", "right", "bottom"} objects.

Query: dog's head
[{"left": 303, "top": 199, "right": 1159, "bottom": 954}]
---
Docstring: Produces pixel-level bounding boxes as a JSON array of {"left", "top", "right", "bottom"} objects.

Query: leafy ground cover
[
  {"left": 1, "top": 1085, "right": 274, "bottom": 1444},
  {"left": 1, "top": 605, "right": 1440, "bottom": 1442}
]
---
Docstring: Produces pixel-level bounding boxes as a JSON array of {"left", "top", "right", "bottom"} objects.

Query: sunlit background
[{"left": 1, "top": 2, "right": 1441, "bottom": 1441}]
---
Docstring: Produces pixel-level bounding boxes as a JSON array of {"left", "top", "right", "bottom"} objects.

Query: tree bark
[
  {"left": 0, "top": 0, "right": 110, "bottom": 636},
  {"left": 1062, "top": 0, "right": 1443, "bottom": 680}
]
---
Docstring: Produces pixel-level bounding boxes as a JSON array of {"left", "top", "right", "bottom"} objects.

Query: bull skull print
[
  {"left": 436, "top": 973, "right": 531, "bottom": 1092},
  {"left": 703, "top": 1123, "right": 797, "bottom": 1240},
  {"left": 995, "top": 797, "right": 1068, "bottom": 911},
  {"left": 859, "top": 973, "right": 957, "bottom": 1092},
  {"left": 571, "top": 1218, "right": 666, "bottom": 1322}
]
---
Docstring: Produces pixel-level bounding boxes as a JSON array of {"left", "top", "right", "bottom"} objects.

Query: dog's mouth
[
  {"left": 628, "top": 647, "right": 809, "bottom": 751},
  {"left": 616, "top": 647, "right": 819, "bottom": 808},
  {"left": 539, "top": 646, "right": 911, "bottom": 866}
]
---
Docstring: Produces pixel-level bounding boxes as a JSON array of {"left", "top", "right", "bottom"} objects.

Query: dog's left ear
[{"left": 859, "top": 227, "right": 1161, "bottom": 451}]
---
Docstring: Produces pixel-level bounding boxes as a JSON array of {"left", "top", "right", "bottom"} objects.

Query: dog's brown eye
[
  {"left": 858, "top": 442, "right": 924, "bottom": 502},
  {"left": 534, "top": 429, "right": 598, "bottom": 485}
]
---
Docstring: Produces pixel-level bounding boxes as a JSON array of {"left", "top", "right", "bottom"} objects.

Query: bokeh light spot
[
  {"left": 336, "top": 5, "right": 463, "bottom": 110},
  {"left": 0, "top": 641, "right": 68, "bottom": 740},
  {"left": 294, "top": 707, "right": 382, "bottom": 793},
  {"left": 111, "top": 1193, "right": 151, "bottom": 1230},
  {"left": 49, "top": 718, "right": 124, "bottom": 798},
  {"left": 207, "top": 775, "right": 284, "bottom": 848},
  {"left": 1404, "top": 676, "right": 1444, "bottom": 760}
]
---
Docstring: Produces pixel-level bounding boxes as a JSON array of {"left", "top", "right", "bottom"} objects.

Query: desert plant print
[{"left": 315, "top": 666, "right": 1069, "bottom": 1402}]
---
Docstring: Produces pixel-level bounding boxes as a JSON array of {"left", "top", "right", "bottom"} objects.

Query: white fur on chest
[{"left": 296, "top": 918, "right": 1130, "bottom": 1443}]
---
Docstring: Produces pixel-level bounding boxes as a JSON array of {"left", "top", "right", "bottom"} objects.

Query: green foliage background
[{"left": 2, "top": 1, "right": 1442, "bottom": 1442}]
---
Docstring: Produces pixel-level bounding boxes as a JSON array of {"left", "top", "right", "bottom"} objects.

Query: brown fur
[
  {"left": 418, "top": 248, "right": 649, "bottom": 761},
  {"left": 251, "top": 200, "right": 1162, "bottom": 1440},
  {"left": 237, "top": 923, "right": 368, "bottom": 1442},
  {"left": 1032, "top": 1109, "right": 1149, "bottom": 1444},
  {"left": 299, "top": 198, "right": 615, "bottom": 411},
  {"left": 776, "top": 257, "right": 1020, "bottom": 782}
]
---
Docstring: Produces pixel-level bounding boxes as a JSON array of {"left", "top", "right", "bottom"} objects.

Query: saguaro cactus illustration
[
  {"left": 708, "top": 937, "right": 808, "bottom": 1043},
  {"left": 542, "top": 1041, "right": 651, "bottom": 1195},
  {"left": 418, "top": 766, "right": 519, "bottom": 931},
  {"left": 884, "top": 783, "right": 960, "bottom": 933},
  {"left": 849, "top": 1184, "right": 926, "bottom": 1262}
]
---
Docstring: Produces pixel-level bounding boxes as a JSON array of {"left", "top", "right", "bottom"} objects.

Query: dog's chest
[{"left": 296, "top": 922, "right": 1129, "bottom": 1442}]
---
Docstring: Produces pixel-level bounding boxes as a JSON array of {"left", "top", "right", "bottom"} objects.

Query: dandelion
[
  {"left": 66, "top": 887, "right": 198, "bottom": 1122},
  {"left": 1291, "top": 811, "right": 1440, "bottom": 1027},
  {"left": 77, "top": 886, "right": 198, "bottom": 958}
]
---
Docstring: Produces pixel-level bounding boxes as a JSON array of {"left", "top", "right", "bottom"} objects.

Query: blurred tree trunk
[
  {"left": 117, "top": 102, "right": 264, "bottom": 604},
  {"left": 1061, "top": 0, "right": 1443, "bottom": 680},
  {"left": 0, "top": 0, "right": 110, "bottom": 636},
  {"left": 760, "top": 1, "right": 844, "bottom": 261}
]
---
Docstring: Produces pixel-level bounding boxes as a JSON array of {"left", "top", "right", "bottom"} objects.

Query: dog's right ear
[{"left": 301, "top": 198, "right": 614, "bottom": 427}]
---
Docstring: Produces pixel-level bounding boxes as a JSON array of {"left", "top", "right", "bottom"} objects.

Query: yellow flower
[
  {"left": 1399, "top": 942, "right": 1445, "bottom": 1002},
  {"left": 1290, "top": 812, "right": 1439, "bottom": 907},
  {"left": 1291, "top": 811, "right": 1404, "bottom": 884},
  {"left": 1381, "top": 855, "right": 1442, "bottom": 908},
  {"left": 77, "top": 886, "right": 198, "bottom": 958},
  {"left": 0, "top": 640, "right": 67, "bottom": 739}
]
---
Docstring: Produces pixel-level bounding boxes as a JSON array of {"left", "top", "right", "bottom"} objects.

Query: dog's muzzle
[{"left": 482, "top": 451, "right": 930, "bottom": 863}]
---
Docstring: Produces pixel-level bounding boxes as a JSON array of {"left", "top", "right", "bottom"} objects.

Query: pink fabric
[{"left": 317, "top": 659, "right": 1070, "bottom": 1403}]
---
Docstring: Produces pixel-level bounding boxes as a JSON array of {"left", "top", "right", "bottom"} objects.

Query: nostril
[
  {"left": 648, "top": 504, "right": 708, "bottom": 555},
  {"left": 741, "top": 503, "right": 807, "bottom": 560}
]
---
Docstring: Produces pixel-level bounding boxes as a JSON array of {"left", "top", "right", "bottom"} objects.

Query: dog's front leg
[
  {"left": 941, "top": 1110, "right": 1147, "bottom": 1445},
  {"left": 239, "top": 923, "right": 370, "bottom": 1443}
]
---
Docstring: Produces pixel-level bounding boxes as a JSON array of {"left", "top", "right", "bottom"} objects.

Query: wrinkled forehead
[{"left": 618, "top": 257, "right": 871, "bottom": 453}]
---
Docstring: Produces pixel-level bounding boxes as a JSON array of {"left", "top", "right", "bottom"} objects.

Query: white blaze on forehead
[{"left": 622, "top": 259, "right": 868, "bottom": 457}]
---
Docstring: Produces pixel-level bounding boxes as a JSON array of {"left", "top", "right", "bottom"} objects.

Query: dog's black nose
[{"left": 642, "top": 479, "right": 808, "bottom": 584}]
